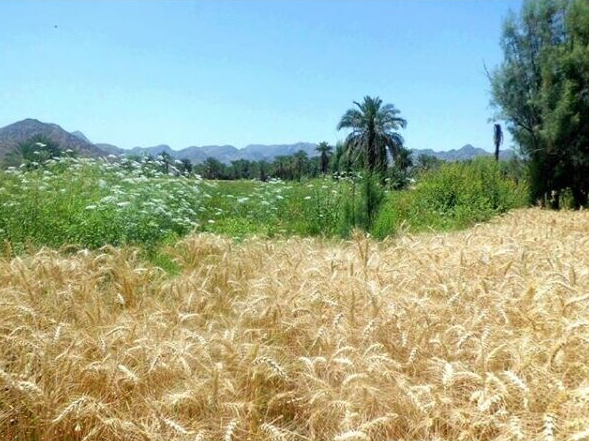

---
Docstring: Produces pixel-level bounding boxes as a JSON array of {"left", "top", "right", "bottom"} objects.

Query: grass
[
  {"left": 0, "top": 157, "right": 350, "bottom": 253},
  {"left": 372, "top": 159, "right": 529, "bottom": 238},
  {"left": 1, "top": 208, "right": 589, "bottom": 440},
  {"left": 0, "top": 156, "right": 527, "bottom": 255}
]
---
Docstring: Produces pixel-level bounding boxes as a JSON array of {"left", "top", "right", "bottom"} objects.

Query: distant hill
[
  {"left": 102, "top": 141, "right": 319, "bottom": 164},
  {"left": 0, "top": 119, "right": 106, "bottom": 159},
  {"left": 0, "top": 119, "right": 515, "bottom": 165},
  {"left": 412, "top": 144, "right": 516, "bottom": 161},
  {"left": 94, "top": 143, "right": 123, "bottom": 155},
  {"left": 71, "top": 130, "right": 92, "bottom": 143}
]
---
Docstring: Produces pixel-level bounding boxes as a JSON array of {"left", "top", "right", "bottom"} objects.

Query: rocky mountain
[
  {"left": 71, "top": 130, "right": 92, "bottom": 143},
  {"left": 0, "top": 119, "right": 514, "bottom": 165},
  {"left": 99, "top": 141, "right": 318, "bottom": 164},
  {"left": 0, "top": 119, "right": 106, "bottom": 159},
  {"left": 412, "top": 144, "right": 515, "bottom": 161},
  {"left": 93, "top": 143, "right": 123, "bottom": 155}
]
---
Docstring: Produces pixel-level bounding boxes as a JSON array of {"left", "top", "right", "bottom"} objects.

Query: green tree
[
  {"left": 292, "top": 150, "right": 308, "bottom": 181},
  {"left": 389, "top": 146, "right": 414, "bottom": 190},
  {"left": 415, "top": 154, "right": 443, "bottom": 173},
  {"left": 257, "top": 160, "right": 269, "bottom": 182},
  {"left": 540, "top": 0, "right": 589, "bottom": 207},
  {"left": 229, "top": 159, "right": 252, "bottom": 179},
  {"left": 489, "top": 0, "right": 569, "bottom": 207},
  {"left": 315, "top": 141, "right": 333, "bottom": 175},
  {"left": 273, "top": 155, "right": 289, "bottom": 180},
  {"left": 179, "top": 158, "right": 193, "bottom": 175},
  {"left": 337, "top": 96, "right": 407, "bottom": 177},
  {"left": 159, "top": 151, "right": 173, "bottom": 174},
  {"left": 201, "top": 157, "right": 226, "bottom": 180},
  {"left": 4, "top": 135, "right": 64, "bottom": 168}
]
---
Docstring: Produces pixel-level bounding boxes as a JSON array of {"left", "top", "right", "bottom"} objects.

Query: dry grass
[{"left": 2, "top": 208, "right": 589, "bottom": 441}]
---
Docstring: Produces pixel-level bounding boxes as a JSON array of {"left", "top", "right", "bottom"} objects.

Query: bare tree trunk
[{"left": 493, "top": 124, "right": 503, "bottom": 161}]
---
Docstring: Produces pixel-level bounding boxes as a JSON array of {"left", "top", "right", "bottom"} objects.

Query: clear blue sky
[{"left": 0, "top": 1, "right": 521, "bottom": 151}]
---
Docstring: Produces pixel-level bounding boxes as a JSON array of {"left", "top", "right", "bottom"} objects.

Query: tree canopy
[
  {"left": 490, "top": 0, "right": 589, "bottom": 208},
  {"left": 337, "top": 96, "right": 408, "bottom": 176}
]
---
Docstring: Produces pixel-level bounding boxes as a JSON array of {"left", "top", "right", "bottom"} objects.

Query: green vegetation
[
  {"left": 490, "top": 0, "right": 589, "bottom": 208},
  {"left": 337, "top": 95, "right": 409, "bottom": 177},
  {"left": 373, "top": 158, "right": 528, "bottom": 239},
  {"left": 3, "top": 135, "right": 72, "bottom": 168},
  {"left": 0, "top": 0, "right": 587, "bottom": 263},
  {"left": 0, "top": 154, "right": 526, "bottom": 255}
]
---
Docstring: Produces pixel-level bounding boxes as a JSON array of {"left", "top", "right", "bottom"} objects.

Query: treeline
[
  {"left": 5, "top": 134, "right": 446, "bottom": 188},
  {"left": 178, "top": 144, "right": 441, "bottom": 185}
]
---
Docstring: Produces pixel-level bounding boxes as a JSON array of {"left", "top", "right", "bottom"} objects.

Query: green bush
[{"left": 372, "top": 157, "right": 528, "bottom": 239}]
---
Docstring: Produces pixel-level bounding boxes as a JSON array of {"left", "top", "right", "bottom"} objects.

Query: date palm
[
  {"left": 315, "top": 141, "right": 332, "bottom": 175},
  {"left": 292, "top": 150, "right": 308, "bottom": 181},
  {"left": 337, "top": 96, "right": 407, "bottom": 175},
  {"left": 493, "top": 124, "right": 503, "bottom": 161}
]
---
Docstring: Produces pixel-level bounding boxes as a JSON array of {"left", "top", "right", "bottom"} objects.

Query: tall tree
[
  {"left": 337, "top": 96, "right": 407, "bottom": 176},
  {"left": 4, "top": 135, "right": 63, "bottom": 168},
  {"left": 315, "top": 141, "right": 333, "bottom": 175},
  {"left": 389, "top": 146, "right": 414, "bottom": 190},
  {"left": 493, "top": 124, "right": 503, "bottom": 161},
  {"left": 540, "top": 0, "right": 589, "bottom": 207},
  {"left": 257, "top": 160, "right": 269, "bottom": 182},
  {"left": 159, "top": 151, "right": 173, "bottom": 174},
  {"left": 292, "top": 150, "right": 308, "bottom": 181},
  {"left": 489, "top": 0, "right": 569, "bottom": 207},
  {"left": 179, "top": 158, "right": 193, "bottom": 175},
  {"left": 201, "top": 157, "right": 225, "bottom": 180},
  {"left": 274, "top": 156, "right": 289, "bottom": 180}
]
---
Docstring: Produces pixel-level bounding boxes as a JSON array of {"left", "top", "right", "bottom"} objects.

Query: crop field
[{"left": 2, "top": 208, "right": 589, "bottom": 440}]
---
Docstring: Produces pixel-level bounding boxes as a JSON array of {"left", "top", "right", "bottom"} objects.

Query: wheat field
[{"left": 1, "top": 209, "right": 589, "bottom": 441}]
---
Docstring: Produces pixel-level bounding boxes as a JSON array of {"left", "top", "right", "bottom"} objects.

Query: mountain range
[{"left": 0, "top": 118, "right": 514, "bottom": 164}]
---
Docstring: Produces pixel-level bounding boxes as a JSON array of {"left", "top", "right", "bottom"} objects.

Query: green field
[{"left": 0, "top": 155, "right": 527, "bottom": 260}]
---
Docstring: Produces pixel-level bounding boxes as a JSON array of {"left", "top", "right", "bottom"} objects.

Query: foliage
[
  {"left": 0, "top": 157, "right": 350, "bottom": 252},
  {"left": 372, "top": 157, "right": 528, "bottom": 239},
  {"left": 315, "top": 141, "right": 333, "bottom": 174},
  {"left": 3, "top": 135, "right": 69, "bottom": 168},
  {"left": 0, "top": 156, "right": 528, "bottom": 253},
  {"left": 414, "top": 153, "right": 444, "bottom": 173},
  {"left": 337, "top": 173, "right": 385, "bottom": 235},
  {"left": 337, "top": 96, "right": 407, "bottom": 176},
  {"left": 388, "top": 146, "right": 414, "bottom": 190},
  {"left": 540, "top": 0, "right": 589, "bottom": 207},
  {"left": 490, "top": 0, "right": 589, "bottom": 208}
]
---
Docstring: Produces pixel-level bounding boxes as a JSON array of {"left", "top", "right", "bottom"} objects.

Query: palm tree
[
  {"left": 315, "top": 142, "right": 333, "bottom": 175},
  {"left": 159, "top": 151, "right": 173, "bottom": 174},
  {"left": 179, "top": 158, "right": 193, "bottom": 175},
  {"left": 4, "top": 135, "right": 63, "bottom": 168},
  {"left": 257, "top": 160, "right": 269, "bottom": 182},
  {"left": 274, "top": 155, "right": 288, "bottom": 179},
  {"left": 293, "top": 150, "right": 308, "bottom": 181},
  {"left": 337, "top": 96, "right": 407, "bottom": 176},
  {"left": 493, "top": 124, "right": 503, "bottom": 161}
]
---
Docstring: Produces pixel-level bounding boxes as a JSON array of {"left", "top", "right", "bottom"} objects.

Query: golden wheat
[{"left": 2, "top": 208, "right": 589, "bottom": 440}]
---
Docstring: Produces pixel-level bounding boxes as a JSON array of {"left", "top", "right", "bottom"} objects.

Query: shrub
[{"left": 372, "top": 157, "right": 528, "bottom": 239}]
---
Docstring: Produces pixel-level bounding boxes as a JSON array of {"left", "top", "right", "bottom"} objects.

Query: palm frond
[{"left": 337, "top": 96, "right": 407, "bottom": 174}]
